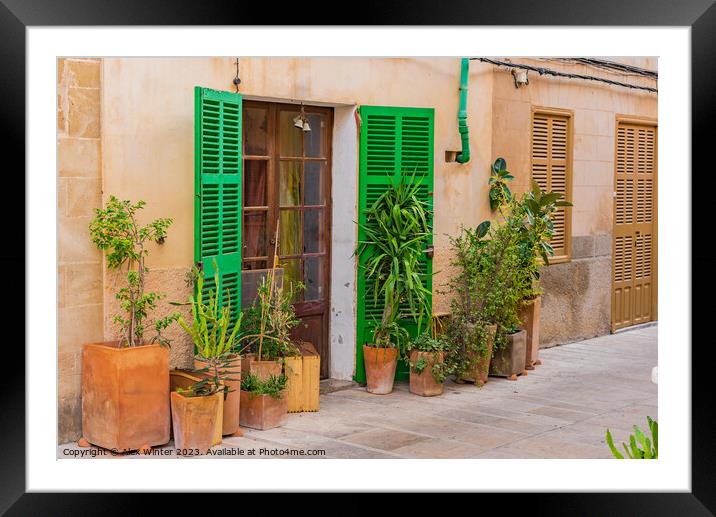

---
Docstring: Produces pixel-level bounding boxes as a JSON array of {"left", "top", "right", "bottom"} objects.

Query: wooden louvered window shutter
[
  {"left": 194, "top": 87, "right": 242, "bottom": 328},
  {"left": 531, "top": 109, "right": 572, "bottom": 263},
  {"left": 354, "top": 105, "right": 435, "bottom": 383}
]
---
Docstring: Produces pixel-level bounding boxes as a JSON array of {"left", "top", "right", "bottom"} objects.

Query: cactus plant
[{"left": 606, "top": 416, "right": 658, "bottom": 459}]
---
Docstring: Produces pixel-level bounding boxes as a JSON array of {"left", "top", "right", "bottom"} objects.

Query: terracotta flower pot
[
  {"left": 170, "top": 369, "right": 224, "bottom": 445},
  {"left": 409, "top": 350, "right": 444, "bottom": 397},
  {"left": 363, "top": 344, "right": 398, "bottom": 394},
  {"left": 81, "top": 341, "right": 170, "bottom": 452},
  {"left": 489, "top": 329, "right": 527, "bottom": 379},
  {"left": 194, "top": 355, "right": 241, "bottom": 436},
  {"left": 519, "top": 296, "right": 542, "bottom": 369},
  {"left": 241, "top": 353, "right": 282, "bottom": 381},
  {"left": 170, "top": 391, "right": 220, "bottom": 452},
  {"left": 459, "top": 324, "right": 497, "bottom": 386},
  {"left": 239, "top": 389, "right": 288, "bottom": 430}
]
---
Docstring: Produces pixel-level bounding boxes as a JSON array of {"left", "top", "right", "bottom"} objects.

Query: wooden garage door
[{"left": 612, "top": 121, "right": 657, "bottom": 331}]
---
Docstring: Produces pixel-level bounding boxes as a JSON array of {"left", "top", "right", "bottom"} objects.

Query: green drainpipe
[{"left": 456, "top": 57, "right": 470, "bottom": 164}]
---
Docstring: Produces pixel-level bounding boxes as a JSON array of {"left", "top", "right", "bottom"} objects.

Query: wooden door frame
[
  {"left": 612, "top": 115, "right": 658, "bottom": 331},
  {"left": 242, "top": 100, "right": 334, "bottom": 376}
]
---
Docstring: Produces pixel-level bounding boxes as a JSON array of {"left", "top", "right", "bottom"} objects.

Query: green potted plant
[
  {"left": 354, "top": 173, "right": 432, "bottom": 395},
  {"left": 484, "top": 204, "right": 528, "bottom": 381},
  {"left": 80, "top": 196, "right": 177, "bottom": 453},
  {"left": 513, "top": 181, "right": 573, "bottom": 369},
  {"left": 239, "top": 373, "right": 289, "bottom": 430},
  {"left": 173, "top": 261, "right": 243, "bottom": 438},
  {"left": 446, "top": 221, "right": 504, "bottom": 386},
  {"left": 238, "top": 273, "right": 303, "bottom": 380},
  {"left": 170, "top": 351, "right": 235, "bottom": 453},
  {"left": 407, "top": 332, "right": 454, "bottom": 397}
]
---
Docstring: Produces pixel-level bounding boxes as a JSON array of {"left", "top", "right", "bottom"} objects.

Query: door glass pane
[
  {"left": 304, "top": 161, "right": 324, "bottom": 205},
  {"left": 280, "top": 258, "right": 302, "bottom": 302},
  {"left": 279, "top": 209, "right": 301, "bottom": 256},
  {"left": 279, "top": 110, "right": 302, "bottom": 157},
  {"left": 279, "top": 161, "right": 302, "bottom": 206},
  {"left": 244, "top": 106, "right": 269, "bottom": 156},
  {"left": 243, "top": 211, "right": 267, "bottom": 259},
  {"left": 244, "top": 160, "right": 267, "bottom": 207},
  {"left": 303, "top": 209, "right": 325, "bottom": 253},
  {"left": 304, "top": 113, "right": 325, "bottom": 157},
  {"left": 304, "top": 256, "right": 324, "bottom": 301}
]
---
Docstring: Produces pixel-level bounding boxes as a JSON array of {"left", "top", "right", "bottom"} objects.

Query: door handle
[{"left": 423, "top": 246, "right": 434, "bottom": 259}]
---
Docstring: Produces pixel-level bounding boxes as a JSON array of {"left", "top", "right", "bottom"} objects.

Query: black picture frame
[{"left": 3, "top": 0, "right": 711, "bottom": 512}]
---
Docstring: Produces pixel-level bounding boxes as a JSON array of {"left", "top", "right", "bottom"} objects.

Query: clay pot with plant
[
  {"left": 239, "top": 373, "right": 289, "bottom": 430},
  {"left": 354, "top": 172, "right": 433, "bottom": 395},
  {"left": 81, "top": 196, "right": 178, "bottom": 453},
  {"left": 447, "top": 208, "right": 525, "bottom": 385},
  {"left": 170, "top": 351, "right": 236, "bottom": 453},
  {"left": 407, "top": 332, "right": 455, "bottom": 397},
  {"left": 172, "top": 260, "right": 243, "bottom": 438},
  {"left": 237, "top": 272, "right": 303, "bottom": 378},
  {"left": 512, "top": 181, "right": 573, "bottom": 368}
]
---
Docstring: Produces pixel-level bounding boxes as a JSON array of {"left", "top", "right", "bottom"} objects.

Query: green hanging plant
[{"left": 488, "top": 157, "right": 514, "bottom": 211}]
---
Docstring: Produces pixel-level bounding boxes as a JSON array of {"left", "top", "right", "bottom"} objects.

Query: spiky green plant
[
  {"left": 241, "top": 373, "right": 288, "bottom": 400},
  {"left": 172, "top": 261, "right": 243, "bottom": 398},
  {"left": 606, "top": 416, "right": 658, "bottom": 459},
  {"left": 174, "top": 260, "right": 242, "bottom": 360},
  {"left": 354, "top": 171, "right": 433, "bottom": 349}
]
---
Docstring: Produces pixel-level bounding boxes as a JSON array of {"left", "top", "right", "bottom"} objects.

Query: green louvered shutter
[
  {"left": 354, "top": 105, "right": 434, "bottom": 383},
  {"left": 194, "top": 87, "right": 242, "bottom": 328}
]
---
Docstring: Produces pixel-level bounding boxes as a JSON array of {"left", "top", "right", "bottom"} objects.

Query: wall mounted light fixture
[{"left": 511, "top": 68, "right": 529, "bottom": 88}]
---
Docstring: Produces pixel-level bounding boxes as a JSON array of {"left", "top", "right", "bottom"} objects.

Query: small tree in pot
[
  {"left": 354, "top": 173, "right": 433, "bottom": 394},
  {"left": 81, "top": 196, "right": 177, "bottom": 453}
]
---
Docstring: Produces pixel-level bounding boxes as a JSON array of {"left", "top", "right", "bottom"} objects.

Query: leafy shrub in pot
[
  {"left": 446, "top": 216, "right": 522, "bottom": 384},
  {"left": 354, "top": 173, "right": 433, "bottom": 394},
  {"left": 239, "top": 373, "right": 289, "bottom": 430},
  {"left": 407, "top": 333, "right": 455, "bottom": 396}
]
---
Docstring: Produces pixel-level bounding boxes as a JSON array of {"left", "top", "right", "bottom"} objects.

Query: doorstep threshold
[
  {"left": 613, "top": 321, "right": 658, "bottom": 334},
  {"left": 319, "top": 378, "right": 360, "bottom": 395}
]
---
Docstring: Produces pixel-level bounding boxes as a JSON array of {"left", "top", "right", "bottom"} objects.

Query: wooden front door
[
  {"left": 612, "top": 120, "right": 657, "bottom": 331},
  {"left": 242, "top": 101, "right": 333, "bottom": 377}
]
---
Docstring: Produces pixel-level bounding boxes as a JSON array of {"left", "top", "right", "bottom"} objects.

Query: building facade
[{"left": 57, "top": 57, "right": 658, "bottom": 442}]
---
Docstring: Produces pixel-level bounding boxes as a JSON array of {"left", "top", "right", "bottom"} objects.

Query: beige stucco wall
[{"left": 57, "top": 58, "right": 104, "bottom": 443}]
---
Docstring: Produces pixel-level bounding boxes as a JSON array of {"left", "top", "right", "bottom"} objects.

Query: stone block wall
[
  {"left": 57, "top": 58, "right": 103, "bottom": 443},
  {"left": 539, "top": 234, "right": 612, "bottom": 347}
]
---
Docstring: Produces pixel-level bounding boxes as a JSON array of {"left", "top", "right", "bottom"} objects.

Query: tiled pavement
[{"left": 58, "top": 325, "right": 657, "bottom": 459}]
